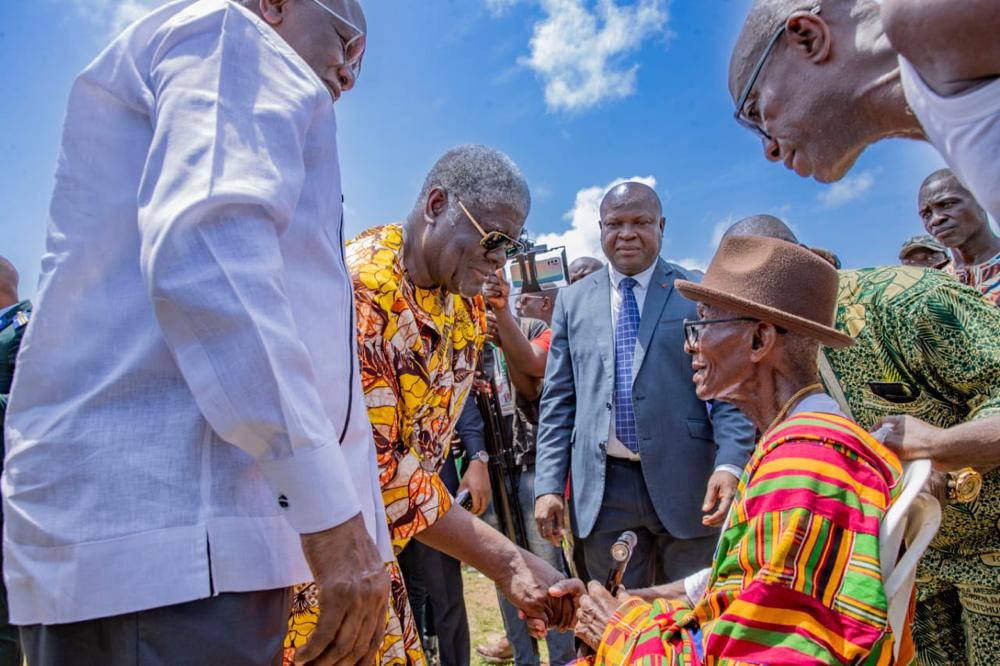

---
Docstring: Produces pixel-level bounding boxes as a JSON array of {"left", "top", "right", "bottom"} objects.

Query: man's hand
[
  {"left": 295, "top": 514, "right": 390, "bottom": 666},
  {"left": 534, "top": 493, "right": 566, "bottom": 547},
  {"left": 546, "top": 578, "right": 587, "bottom": 632},
  {"left": 875, "top": 415, "right": 945, "bottom": 466},
  {"left": 483, "top": 269, "right": 510, "bottom": 311},
  {"left": 574, "top": 581, "right": 623, "bottom": 650},
  {"left": 495, "top": 547, "right": 567, "bottom": 629},
  {"left": 457, "top": 459, "right": 491, "bottom": 516},
  {"left": 701, "top": 470, "right": 738, "bottom": 527},
  {"left": 924, "top": 470, "right": 950, "bottom": 504}
]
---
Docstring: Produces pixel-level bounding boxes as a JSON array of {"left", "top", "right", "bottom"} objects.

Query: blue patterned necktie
[{"left": 614, "top": 277, "right": 641, "bottom": 453}]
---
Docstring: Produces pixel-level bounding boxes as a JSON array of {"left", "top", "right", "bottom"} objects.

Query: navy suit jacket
[{"left": 534, "top": 260, "right": 756, "bottom": 539}]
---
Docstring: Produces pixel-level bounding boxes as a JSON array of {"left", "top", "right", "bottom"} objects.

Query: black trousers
[
  {"left": 397, "top": 452, "right": 470, "bottom": 666},
  {"left": 580, "top": 458, "right": 717, "bottom": 588},
  {"left": 20, "top": 588, "right": 290, "bottom": 666}
]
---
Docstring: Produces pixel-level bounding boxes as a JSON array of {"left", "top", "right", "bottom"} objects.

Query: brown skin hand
[
  {"left": 599, "top": 182, "right": 664, "bottom": 276},
  {"left": 404, "top": 187, "right": 524, "bottom": 299},
  {"left": 919, "top": 171, "right": 1000, "bottom": 270},
  {"left": 881, "top": 0, "right": 1000, "bottom": 97}
]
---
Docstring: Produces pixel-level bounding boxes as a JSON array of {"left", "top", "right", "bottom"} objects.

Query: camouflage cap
[{"left": 899, "top": 234, "right": 946, "bottom": 260}]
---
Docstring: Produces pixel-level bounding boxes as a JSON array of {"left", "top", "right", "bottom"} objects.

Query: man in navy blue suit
[{"left": 533, "top": 182, "right": 755, "bottom": 588}]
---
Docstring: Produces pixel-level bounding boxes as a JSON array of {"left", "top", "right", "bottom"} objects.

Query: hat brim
[{"left": 675, "top": 280, "right": 854, "bottom": 349}]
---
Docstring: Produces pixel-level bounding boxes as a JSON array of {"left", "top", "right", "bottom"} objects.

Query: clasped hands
[{"left": 515, "top": 576, "right": 626, "bottom": 650}]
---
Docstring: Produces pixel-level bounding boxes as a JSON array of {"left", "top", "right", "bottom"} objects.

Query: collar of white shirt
[{"left": 608, "top": 258, "right": 659, "bottom": 293}]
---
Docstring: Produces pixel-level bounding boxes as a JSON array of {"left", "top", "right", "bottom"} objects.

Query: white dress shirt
[
  {"left": 3, "top": 0, "right": 389, "bottom": 625},
  {"left": 682, "top": 393, "right": 846, "bottom": 603},
  {"left": 605, "top": 262, "right": 742, "bottom": 479}
]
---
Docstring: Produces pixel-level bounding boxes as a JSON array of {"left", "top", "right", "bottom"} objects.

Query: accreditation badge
[{"left": 491, "top": 346, "right": 516, "bottom": 417}]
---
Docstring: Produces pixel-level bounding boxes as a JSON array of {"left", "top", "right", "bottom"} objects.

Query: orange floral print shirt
[{"left": 347, "top": 224, "right": 486, "bottom": 553}]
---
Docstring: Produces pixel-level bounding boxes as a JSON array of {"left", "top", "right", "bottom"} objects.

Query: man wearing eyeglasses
[
  {"left": 728, "top": 0, "right": 1000, "bottom": 226},
  {"left": 3, "top": 1, "right": 388, "bottom": 665},
  {"left": 286, "top": 145, "right": 576, "bottom": 665},
  {"left": 533, "top": 182, "right": 755, "bottom": 595},
  {"left": 718, "top": 215, "right": 1000, "bottom": 665}
]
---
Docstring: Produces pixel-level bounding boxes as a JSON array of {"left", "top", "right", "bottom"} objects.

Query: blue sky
[{"left": 1, "top": 0, "right": 947, "bottom": 298}]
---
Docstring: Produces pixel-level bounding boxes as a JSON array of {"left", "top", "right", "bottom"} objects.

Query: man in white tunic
[{"left": 2, "top": 1, "right": 390, "bottom": 664}]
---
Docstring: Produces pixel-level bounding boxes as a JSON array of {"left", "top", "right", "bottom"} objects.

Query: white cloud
[
  {"left": 70, "top": 0, "right": 166, "bottom": 36},
  {"left": 666, "top": 256, "right": 707, "bottom": 273},
  {"left": 817, "top": 170, "right": 875, "bottom": 208},
  {"left": 485, "top": 0, "right": 524, "bottom": 16},
  {"left": 520, "top": 0, "right": 670, "bottom": 112},
  {"left": 709, "top": 216, "right": 737, "bottom": 249},
  {"left": 535, "top": 175, "right": 657, "bottom": 261}
]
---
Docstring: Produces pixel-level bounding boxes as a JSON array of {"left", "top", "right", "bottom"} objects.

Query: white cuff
[
  {"left": 714, "top": 464, "right": 742, "bottom": 480},
  {"left": 683, "top": 567, "right": 711, "bottom": 605},
  {"left": 258, "top": 443, "right": 362, "bottom": 534}
]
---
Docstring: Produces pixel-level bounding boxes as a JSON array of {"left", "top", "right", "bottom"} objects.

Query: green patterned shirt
[{"left": 824, "top": 265, "right": 1000, "bottom": 561}]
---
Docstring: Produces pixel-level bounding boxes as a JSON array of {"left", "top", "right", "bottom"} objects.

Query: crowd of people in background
[{"left": 1, "top": 0, "right": 999, "bottom": 665}]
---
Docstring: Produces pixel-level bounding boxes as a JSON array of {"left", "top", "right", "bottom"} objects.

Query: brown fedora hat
[{"left": 676, "top": 236, "right": 854, "bottom": 348}]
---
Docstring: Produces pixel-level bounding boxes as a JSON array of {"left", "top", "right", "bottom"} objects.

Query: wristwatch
[
  {"left": 947, "top": 467, "right": 983, "bottom": 504},
  {"left": 471, "top": 451, "right": 490, "bottom": 465}
]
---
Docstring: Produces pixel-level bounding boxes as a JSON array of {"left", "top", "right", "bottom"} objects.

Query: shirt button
[{"left": 278, "top": 495, "right": 289, "bottom": 509}]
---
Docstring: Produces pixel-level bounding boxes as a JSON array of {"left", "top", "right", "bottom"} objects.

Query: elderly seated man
[{"left": 550, "top": 236, "right": 910, "bottom": 665}]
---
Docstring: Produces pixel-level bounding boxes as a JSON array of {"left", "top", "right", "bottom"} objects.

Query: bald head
[
  {"left": 568, "top": 256, "right": 603, "bottom": 284},
  {"left": 0, "top": 257, "right": 19, "bottom": 309},
  {"left": 920, "top": 168, "right": 966, "bottom": 196},
  {"left": 600, "top": 182, "right": 662, "bottom": 220},
  {"left": 723, "top": 215, "right": 798, "bottom": 244},
  {"left": 729, "top": 0, "right": 876, "bottom": 100}
]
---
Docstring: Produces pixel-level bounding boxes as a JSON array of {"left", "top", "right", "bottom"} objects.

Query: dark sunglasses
[{"left": 456, "top": 198, "right": 525, "bottom": 257}]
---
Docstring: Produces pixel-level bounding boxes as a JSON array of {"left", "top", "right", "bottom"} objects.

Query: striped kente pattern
[{"left": 579, "top": 412, "right": 910, "bottom": 665}]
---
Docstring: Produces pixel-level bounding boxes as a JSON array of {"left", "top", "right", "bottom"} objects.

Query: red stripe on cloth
[{"left": 742, "top": 488, "right": 881, "bottom": 535}]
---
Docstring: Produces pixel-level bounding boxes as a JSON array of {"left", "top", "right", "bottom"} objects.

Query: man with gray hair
[
  {"left": 729, "top": 0, "right": 1000, "bottom": 222},
  {"left": 285, "top": 144, "right": 575, "bottom": 665},
  {"left": 4, "top": 1, "right": 388, "bottom": 665}
]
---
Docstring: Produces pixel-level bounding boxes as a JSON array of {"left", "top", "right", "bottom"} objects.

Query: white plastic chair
[{"left": 878, "top": 459, "right": 942, "bottom": 659}]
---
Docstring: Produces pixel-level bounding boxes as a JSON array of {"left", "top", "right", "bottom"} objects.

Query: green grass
[{"left": 463, "top": 567, "right": 550, "bottom": 666}]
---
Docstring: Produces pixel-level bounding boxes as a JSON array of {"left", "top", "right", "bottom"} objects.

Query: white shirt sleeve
[
  {"left": 683, "top": 567, "right": 711, "bottom": 604},
  {"left": 137, "top": 17, "right": 360, "bottom": 534},
  {"left": 714, "top": 464, "right": 743, "bottom": 479}
]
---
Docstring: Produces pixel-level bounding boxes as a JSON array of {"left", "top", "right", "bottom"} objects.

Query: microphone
[
  {"left": 577, "top": 531, "right": 639, "bottom": 658},
  {"left": 605, "top": 530, "right": 638, "bottom": 594}
]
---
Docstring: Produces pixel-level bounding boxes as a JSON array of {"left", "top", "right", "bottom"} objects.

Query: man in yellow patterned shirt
[{"left": 285, "top": 145, "right": 573, "bottom": 665}]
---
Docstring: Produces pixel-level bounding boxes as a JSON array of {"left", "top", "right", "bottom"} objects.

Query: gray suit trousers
[{"left": 20, "top": 588, "right": 290, "bottom": 666}]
